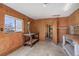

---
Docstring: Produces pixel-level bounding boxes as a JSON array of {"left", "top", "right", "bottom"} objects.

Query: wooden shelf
[
  {"left": 25, "top": 39, "right": 39, "bottom": 45},
  {"left": 24, "top": 33, "right": 39, "bottom": 47}
]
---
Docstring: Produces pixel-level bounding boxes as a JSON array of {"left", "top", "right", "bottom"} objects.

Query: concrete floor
[{"left": 8, "top": 41, "right": 67, "bottom": 56}]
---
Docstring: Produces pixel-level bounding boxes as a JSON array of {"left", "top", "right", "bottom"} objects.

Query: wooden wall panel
[
  {"left": 31, "top": 18, "right": 58, "bottom": 44},
  {"left": 67, "top": 9, "right": 79, "bottom": 35},
  {"left": 0, "top": 6, "right": 4, "bottom": 31},
  {"left": 0, "top": 4, "right": 31, "bottom": 55},
  {"left": 74, "top": 9, "right": 79, "bottom": 25},
  {"left": 31, "top": 9, "right": 79, "bottom": 44},
  {"left": 31, "top": 18, "right": 72, "bottom": 44},
  {"left": 0, "top": 3, "right": 78, "bottom": 55},
  {"left": 52, "top": 20, "right": 58, "bottom": 44},
  {"left": 58, "top": 17, "right": 68, "bottom": 42},
  {"left": 68, "top": 9, "right": 79, "bottom": 26},
  {"left": 31, "top": 18, "right": 69, "bottom": 44},
  {"left": 0, "top": 32, "right": 23, "bottom": 55}
]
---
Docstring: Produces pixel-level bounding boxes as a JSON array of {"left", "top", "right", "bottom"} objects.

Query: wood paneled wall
[
  {"left": 31, "top": 18, "right": 69, "bottom": 44},
  {"left": 31, "top": 18, "right": 58, "bottom": 44},
  {"left": 0, "top": 4, "right": 31, "bottom": 55},
  {"left": 57, "top": 9, "right": 79, "bottom": 42},
  {"left": 67, "top": 9, "right": 79, "bottom": 34},
  {"left": 0, "top": 3, "right": 79, "bottom": 55},
  {"left": 58, "top": 17, "right": 69, "bottom": 42},
  {"left": 68, "top": 9, "right": 79, "bottom": 26},
  {"left": 31, "top": 9, "right": 79, "bottom": 44}
]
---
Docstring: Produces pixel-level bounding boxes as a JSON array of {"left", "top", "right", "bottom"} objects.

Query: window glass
[
  {"left": 16, "top": 18, "right": 23, "bottom": 32},
  {"left": 5, "top": 15, "right": 15, "bottom": 32},
  {"left": 5, "top": 15, "right": 23, "bottom": 32}
]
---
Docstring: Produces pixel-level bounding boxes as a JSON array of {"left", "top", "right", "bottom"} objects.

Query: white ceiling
[{"left": 4, "top": 3, "right": 79, "bottom": 19}]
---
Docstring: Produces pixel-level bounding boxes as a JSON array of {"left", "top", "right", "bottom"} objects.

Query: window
[
  {"left": 16, "top": 18, "right": 23, "bottom": 32},
  {"left": 5, "top": 15, "right": 15, "bottom": 32},
  {"left": 5, "top": 15, "right": 23, "bottom": 32}
]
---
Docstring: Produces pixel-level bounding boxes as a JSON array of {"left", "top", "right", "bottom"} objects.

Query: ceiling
[{"left": 4, "top": 3, "right": 79, "bottom": 20}]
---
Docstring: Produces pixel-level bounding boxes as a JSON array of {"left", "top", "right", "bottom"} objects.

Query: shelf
[
  {"left": 25, "top": 39, "right": 38, "bottom": 44},
  {"left": 24, "top": 33, "right": 39, "bottom": 47}
]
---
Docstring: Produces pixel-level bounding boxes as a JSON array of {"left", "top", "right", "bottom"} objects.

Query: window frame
[
  {"left": 4, "top": 14, "right": 24, "bottom": 33},
  {"left": 15, "top": 17, "right": 23, "bottom": 32}
]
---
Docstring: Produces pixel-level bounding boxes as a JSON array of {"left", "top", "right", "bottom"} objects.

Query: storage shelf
[
  {"left": 25, "top": 39, "right": 39, "bottom": 45},
  {"left": 24, "top": 33, "right": 39, "bottom": 47}
]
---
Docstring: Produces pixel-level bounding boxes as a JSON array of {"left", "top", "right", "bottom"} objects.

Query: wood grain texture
[
  {"left": 30, "top": 9, "right": 79, "bottom": 44},
  {"left": 58, "top": 17, "right": 69, "bottom": 42},
  {"left": 30, "top": 18, "right": 58, "bottom": 44},
  {"left": 0, "top": 4, "right": 32, "bottom": 55},
  {"left": 0, "top": 3, "right": 79, "bottom": 55},
  {"left": 68, "top": 9, "right": 79, "bottom": 26},
  {"left": 67, "top": 9, "right": 79, "bottom": 34}
]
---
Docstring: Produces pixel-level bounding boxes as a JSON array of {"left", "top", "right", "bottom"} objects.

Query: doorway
[{"left": 45, "top": 24, "right": 53, "bottom": 42}]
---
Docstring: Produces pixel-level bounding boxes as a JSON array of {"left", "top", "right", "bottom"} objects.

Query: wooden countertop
[
  {"left": 66, "top": 34, "right": 79, "bottom": 44},
  {"left": 24, "top": 33, "right": 36, "bottom": 36},
  {"left": 24, "top": 33, "right": 38, "bottom": 36}
]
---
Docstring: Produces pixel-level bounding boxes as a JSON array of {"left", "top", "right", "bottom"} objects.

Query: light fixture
[
  {"left": 43, "top": 3, "right": 48, "bottom": 7},
  {"left": 52, "top": 15, "right": 60, "bottom": 18},
  {"left": 52, "top": 15, "right": 60, "bottom": 16},
  {"left": 64, "top": 3, "right": 72, "bottom": 11},
  {"left": 27, "top": 21, "right": 30, "bottom": 24}
]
